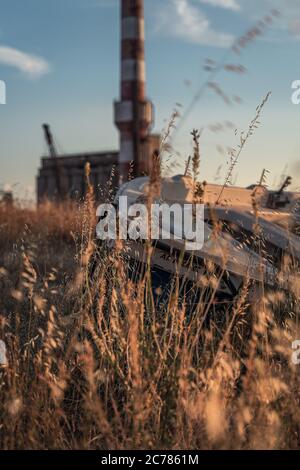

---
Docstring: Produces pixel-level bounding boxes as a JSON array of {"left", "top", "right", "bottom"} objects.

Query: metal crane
[{"left": 42, "top": 123, "right": 65, "bottom": 201}]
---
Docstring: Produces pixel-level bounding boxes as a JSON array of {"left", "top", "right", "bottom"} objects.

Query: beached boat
[{"left": 106, "top": 175, "right": 300, "bottom": 304}]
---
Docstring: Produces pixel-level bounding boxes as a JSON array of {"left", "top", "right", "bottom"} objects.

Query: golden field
[{"left": 0, "top": 186, "right": 300, "bottom": 450}]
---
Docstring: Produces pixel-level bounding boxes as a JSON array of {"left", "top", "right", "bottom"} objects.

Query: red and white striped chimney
[{"left": 114, "top": 0, "right": 153, "bottom": 180}]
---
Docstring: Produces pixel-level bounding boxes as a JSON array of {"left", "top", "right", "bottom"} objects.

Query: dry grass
[
  {"left": 0, "top": 3, "right": 292, "bottom": 451},
  {"left": 0, "top": 190, "right": 300, "bottom": 451},
  {"left": 1, "top": 101, "right": 300, "bottom": 449}
]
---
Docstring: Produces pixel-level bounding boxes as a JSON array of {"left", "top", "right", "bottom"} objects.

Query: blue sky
[{"left": 1, "top": 0, "right": 300, "bottom": 199}]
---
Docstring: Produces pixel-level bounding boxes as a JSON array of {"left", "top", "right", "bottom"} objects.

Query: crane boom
[
  {"left": 42, "top": 124, "right": 57, "bottom": 159},
  {"left": 42, "top": 123, "right": 65, "bottom": 200}
]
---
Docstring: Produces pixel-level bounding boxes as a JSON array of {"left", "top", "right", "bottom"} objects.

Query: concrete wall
[{"left": 37, "top": 152, "right": 118, "bottom": 203}]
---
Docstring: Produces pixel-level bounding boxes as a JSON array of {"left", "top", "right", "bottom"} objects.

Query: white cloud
[
  {"left": 158, "top": 0, "right": 234, "bottom": 48},
  {"left": 234, "top": 0, "right": 300, "bottom": 42},
  {"left": 199, "top": 0, "right": 241, "bottom": 11},
  {"left": 163, "top": 0, "right": 300, "bottom": 47},
  {"left": 0, "top": 45, "right": 50, "bottom": 79}
]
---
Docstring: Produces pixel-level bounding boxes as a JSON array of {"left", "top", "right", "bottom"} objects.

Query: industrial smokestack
[{"left": 115, "top": 0, "right": 154, "bottom": 180}]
